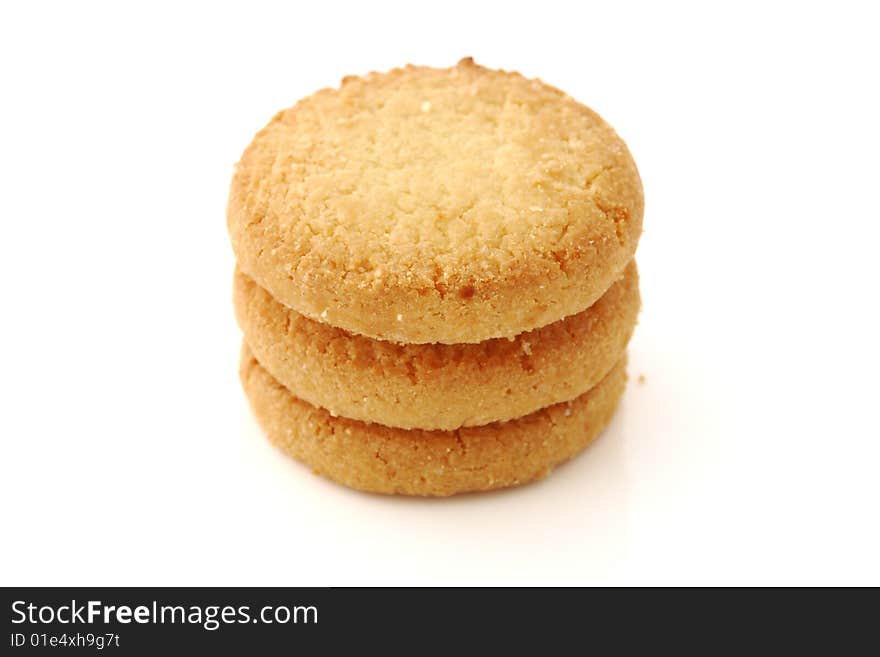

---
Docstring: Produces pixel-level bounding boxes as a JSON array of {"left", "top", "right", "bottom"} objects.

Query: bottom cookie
[{"left": 240, "top": 344, "right": 627, "bottom": 496}]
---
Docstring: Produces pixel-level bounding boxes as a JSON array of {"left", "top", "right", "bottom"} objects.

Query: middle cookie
[{"left": 234, "top": 261, "right": 639, "bottom": 431}]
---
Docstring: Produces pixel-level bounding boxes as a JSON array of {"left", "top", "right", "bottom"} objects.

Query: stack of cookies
[{"left": 228, "top": 59, "right": 643, "bottom": 496}]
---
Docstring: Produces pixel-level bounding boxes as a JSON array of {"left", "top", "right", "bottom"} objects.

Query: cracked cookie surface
[
  {"left": 228, "top": 58, "right": 643, "bottom": 344},
  {"left": 240, "top": 344, "right": 627, "bottom": 496},
  {"left": 235, "top": 262, "right": 639, "bottom": 430}
]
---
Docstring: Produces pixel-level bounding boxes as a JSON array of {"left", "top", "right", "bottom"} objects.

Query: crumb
[
  {"left": 638, "top": 374, "right": 646, "bottom": 384},
  {"left": 396, "top": 313, "right": 404, "bottom": 321},
  {"left": 521, "top": 340, "right": 532, "bottom": 356}
]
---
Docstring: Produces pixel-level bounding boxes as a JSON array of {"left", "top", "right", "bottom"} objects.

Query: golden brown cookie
[
  {"left": 234, "top": 261, "right": 639, "bottom": 430},
  {"left": 240, "top": 344, "right": 627, "bottom": 496},
  {"left": 228, "top": 57, "right": 643, "bottom": 344}
]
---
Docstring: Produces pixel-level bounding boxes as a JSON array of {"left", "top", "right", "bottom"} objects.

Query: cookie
[
  {"left": 240, "top": 344, "right": 627, "bottom": 496},
  {"left": 228, "top": 57, "right": 643, "bottom": 344},
  {"left": 234, "top": 261, "right": 639, "bottom": 430}
]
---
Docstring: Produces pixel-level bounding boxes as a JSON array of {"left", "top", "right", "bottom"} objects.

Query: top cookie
[{"left": 228, "top": 58, "right": 643, "bottom": 344}]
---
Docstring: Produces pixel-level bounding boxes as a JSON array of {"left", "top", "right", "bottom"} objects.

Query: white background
[{"left": 1, "top": 1, "right": 878, "bottom": 586}]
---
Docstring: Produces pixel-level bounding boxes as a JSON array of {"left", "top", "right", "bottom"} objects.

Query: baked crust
[
  {"left": 234, "top": 261, "right": 639, "bottom": 429},
  {"left": 240, "top": 344, "right": 627, "bottom": 496},
  {"left": 228, "top": 58, "right": 643, "bottom": 343}
]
